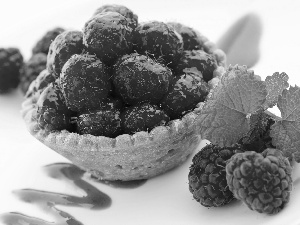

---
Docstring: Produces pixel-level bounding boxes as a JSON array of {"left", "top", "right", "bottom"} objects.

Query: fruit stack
[{"left": 22, "top": 4, "right": 226, "bottom": 181}]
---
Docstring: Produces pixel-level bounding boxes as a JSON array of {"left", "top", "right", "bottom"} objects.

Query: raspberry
[
  {"left": 36, "top": 82, "right": 75, "bottom": 131},
  {"left": 76, "top": 108, "right": 122, "bottom": 138},
  {"left": 60, "top": 53, "right": 111, "bottom": 113},
  {"left": 226, "top": 149, "right": 293, "bottom": 214},
  {"left": 47, "top": 30, "right": 84, "bottom": 79},
  {"left": 113, "top": 53, "right": 172, "bottom": 105},
  {"left": 159, "top": 73, "right": 209, "bottom": 119},
  {"left": 120, "top": 103, "right": 170, "bottom": 134},
  {"left": 167, "top": 22, "right": 204, "bottom": 50},
  {"left": 25, "top": 69, "right": 55, "bottom": 98},
  {"left": 188, "top": 143, "right": 244, "bottom": 207},
  {"left": 32, "top": 27, "right": 65, "bottom": 55},
  {"left": 133, "top": 21, "right": 183, "bottom": 68},
  {"left": 20, "top": 53, "right": 47, "bottom": 94},
  {"left": 174, "top": 50, "right": 217, "bottom": 82},
  {"left": 0, "top": 47, "right": 23, "bottom": 93},
  {"left": 83, "top": 11, "right": 134, "bottom": 65},
  {"left": 93, "top": 4, "right": 138, "bottom": 30}
]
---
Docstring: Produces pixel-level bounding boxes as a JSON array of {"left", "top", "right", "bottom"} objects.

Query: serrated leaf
[
  {"left": 270, "top": 85, "right": 300, "bottom": 162},
  {"left": 196, "top": 66, "right": 267, "bottom": 147},
  {"left": 264, "top": 72, "right": 289, "bottom": 108}
]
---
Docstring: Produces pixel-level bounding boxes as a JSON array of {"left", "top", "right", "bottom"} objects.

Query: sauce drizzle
[{"left": 0, "top": 163, "right": 146, "bottom": 225}]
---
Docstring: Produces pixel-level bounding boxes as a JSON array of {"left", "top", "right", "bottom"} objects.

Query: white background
[{"left": 1, "top": 0, "right": 300, "bottom": 224}]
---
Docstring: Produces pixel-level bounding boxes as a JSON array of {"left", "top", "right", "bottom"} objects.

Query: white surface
[{"left": 1, "top": 0, "right": 300, "bottom": 225}]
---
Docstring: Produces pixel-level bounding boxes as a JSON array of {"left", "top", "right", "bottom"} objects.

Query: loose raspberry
[
  {"left": 188, "top": 143, "right": 244, "bottom": 207},
  {"left": 226, "top": 149, "right": 293, "bottom": 214},
  {"left": 0, "top": 47, "right": 23, "bottom": 93}
]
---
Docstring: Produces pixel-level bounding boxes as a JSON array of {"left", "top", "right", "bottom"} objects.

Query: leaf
[
  {"left": 196, "top": 65, "right": 267, "bottom": 147},
  {"left": 217, "top": 13, "right": 262, "bottom": 68},
  {"left": 239, "top": 111, "right": 276, "bottom": 152},
  {"left": 264, "top": 72, "right": 289, "bottom": 108},
  {"left": 270, "top": 85, "right": 300, "bottom": 162}
]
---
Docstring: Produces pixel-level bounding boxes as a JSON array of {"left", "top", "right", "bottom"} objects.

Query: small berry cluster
[
  {"left": 188, "top": 120, "right": 293, "bottom": 215},
  {"left": 26, "top": 4, "right": 224, "bottom": 138}
]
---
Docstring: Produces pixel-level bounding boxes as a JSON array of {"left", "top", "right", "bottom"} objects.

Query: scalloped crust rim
[{"left": 22, "top": 97, "right": 201, "bottom": 180}]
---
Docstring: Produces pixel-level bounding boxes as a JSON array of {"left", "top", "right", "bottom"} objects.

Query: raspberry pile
[
  {"left": 27, "top": 4, "right": 222, "bottom": 138},
  {"left": 188, "top": 143, "right": 293, "bottom": 214}
]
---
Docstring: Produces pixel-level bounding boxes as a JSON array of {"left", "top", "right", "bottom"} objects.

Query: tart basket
[{"left": 21, "top": 41, "right": 226, "bottom": 181}]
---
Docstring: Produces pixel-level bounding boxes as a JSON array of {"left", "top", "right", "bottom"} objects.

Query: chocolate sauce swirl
[{"left": 1, "top": 163, "right": 146, "bottom": 225}]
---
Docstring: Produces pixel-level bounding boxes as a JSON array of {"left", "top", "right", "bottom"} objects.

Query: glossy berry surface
[
  {"left": 76, "top": 109, "right": 122, "bottom": 137},
  {"left": 83, "top": 11, "right": 134, "bottom": 65},
  {"left": 133, "top": 21, "right": 183, "bottom": 68},
  {"left": 120, "top": 103, "right": 170, "bottom": 134},
  {"left": 47, "top": 30, "right": 84, "bottom": 78},
  {"left": 159, "top": 73, "right": 209, "bottom": 119},
  {"left": 174, "top": 50, "right": 217, "bottom": 82},
  {"left": 60, "top": 53, "right": 111, "bottom": 113},
  {"left": 113, "top": 53, "right": 172, "bottom": 105}
]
